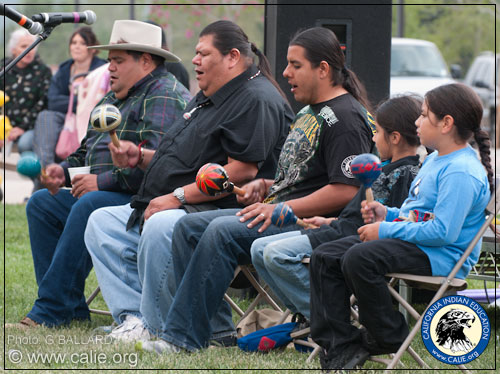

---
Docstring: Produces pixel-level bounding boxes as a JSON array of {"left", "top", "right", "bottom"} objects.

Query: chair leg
[
  {"left": 384, "top": 321, "right": 423, "bottom": 372},
  {"left": 399, "top": 280, "right": 412, "bottom": 322},
  {"left": 277, "top": 308, "right": 291, "bottom": 325},
  {"left": 88, "top": 308, "right": 112, "bottom": 316},
  {"left": 229, "top": 265, "right": 285, "bottom": 327},
  {"left": 224, "top": 293, "right": 244, "bottom": 317},
  {"left": 86, "top": 286, "right": 101, "bottom": 305},
  {"left": 387, "top": 282, "right": 421, "bottom": 320},
  {"left": 239, "top": 266, "right": 283, "bottom": 312},
  {"left": 406, "top": 345, "right": 429, "bottom": 369},
  {"left": 307, "top": 345, "right": 322, "bottom": 363},
  {"left": 86, "top": 286, "right": 112, "bottom": 317}
]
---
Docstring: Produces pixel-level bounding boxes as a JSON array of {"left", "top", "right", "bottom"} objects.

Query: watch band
[{"left": 173, "top": 187, "right": 187, "bottom": 204}]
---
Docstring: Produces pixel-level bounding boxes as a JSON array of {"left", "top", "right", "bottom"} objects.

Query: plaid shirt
[{"left": 60, "top": 65, "right": 191, "bottom": 193}]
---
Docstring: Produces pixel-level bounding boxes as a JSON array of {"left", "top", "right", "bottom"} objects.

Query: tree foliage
[
  {"left": 393, "top": 1, "right": 497, "bottom": 71},
  {"left": 2, "top": 1, "right": 496, "bottom": 78},
  {"left": 148, "top": 0, "right": 265, "bottom": 84}
]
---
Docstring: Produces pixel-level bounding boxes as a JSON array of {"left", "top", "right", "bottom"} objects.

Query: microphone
[
  {"left": 0, "top": 3, "right": 44, "bottom": 34},
  {"left": 31, "top": 10, "right": 96, "bottom": 25}
]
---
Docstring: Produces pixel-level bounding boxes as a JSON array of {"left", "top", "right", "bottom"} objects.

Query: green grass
[{"left": 2, "top": 204, "right": 499, "bottom": 372}]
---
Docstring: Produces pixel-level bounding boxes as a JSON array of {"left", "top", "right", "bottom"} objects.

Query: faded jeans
[
  {"left": 250, "top": 230, "right": 313, "bottom": 318},
  {"left": 84, "top": 204, "right": 235, "bottom": 339}
]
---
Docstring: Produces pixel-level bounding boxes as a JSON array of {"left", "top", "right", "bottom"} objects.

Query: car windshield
[{"left": 391, "top": 43, "right": 450, "bottom": 78}]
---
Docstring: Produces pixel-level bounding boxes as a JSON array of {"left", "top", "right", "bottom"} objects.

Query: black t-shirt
[
  {"left": 264, "top": 93, "right": 375, "bottom": 215},
  {"left": 127, "top": 65, "right": 293, "bottom": 227},
  {"left": 306, "top": 155, "right": 420, "bottom": 249}
]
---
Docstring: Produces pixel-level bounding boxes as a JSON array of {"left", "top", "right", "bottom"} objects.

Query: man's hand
[
  {"left": 7, "top": 127, "right": 24, "bottom": 142},
  {"left": 108, "top": 140, "right": 140, "bottom": 168},
  {"left": 358, "top": 222, "right": 381, "bottom": 242},
  {"left": 144, "top": 194, "right": 182, "bottom": 221},
  {"left": 303, "top": 216, "right": 337, "bottom": 227},
  {"left": 236, "top": 202, "right": 275, "bottom": 233},
  {"left": 361, "top": 200, "right": 387, "bottom": 224},
  {"left": 71, "top": 174, "right": 98, "bottom": 198},
  {"left": 41, "top": 164, "right": 65, "bottom": 195},
  {"left": 236, "top": 179, "right": 268, "bottom": 206}
]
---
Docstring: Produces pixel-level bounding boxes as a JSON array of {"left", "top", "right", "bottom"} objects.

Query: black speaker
[{"left": 265, "top": 0, "right": 392, "bottom": 113}]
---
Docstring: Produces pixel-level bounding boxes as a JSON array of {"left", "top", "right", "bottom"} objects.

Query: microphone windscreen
[
  {"left": 83, "top": 10, "right": 96, "bottom": 25},
  {"left": 29, "top": 22, "right": 44, "bottom": 35}
]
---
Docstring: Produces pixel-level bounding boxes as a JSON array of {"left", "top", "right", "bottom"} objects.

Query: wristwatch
[{"left": 173, "top": 187, "right": 187, "bottom": 204}]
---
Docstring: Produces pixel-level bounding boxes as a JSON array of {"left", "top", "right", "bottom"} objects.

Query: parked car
[
  {"left": 390, "top": 38, "right": 457, "bottom": 97},
  {"left": 463, "top": 51, "right": 498, "bottom": 143}
]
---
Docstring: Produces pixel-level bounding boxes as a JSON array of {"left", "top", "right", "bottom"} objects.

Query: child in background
[
  {"left": 310, "top": 83, "right": 493, "bottom": 371},
  {"left": 251, "top": 94, "right": 423, "bottom": 320}
]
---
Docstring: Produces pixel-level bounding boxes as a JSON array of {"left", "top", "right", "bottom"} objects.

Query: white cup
[{"left": 68, "top": 166, "right": 91, "bottom": 183}]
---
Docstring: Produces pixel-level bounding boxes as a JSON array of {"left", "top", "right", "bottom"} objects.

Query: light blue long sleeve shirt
[{"left": 379, "top": 146, "right": 490, "bottom": 279}]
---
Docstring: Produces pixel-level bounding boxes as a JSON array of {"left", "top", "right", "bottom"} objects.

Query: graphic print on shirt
[{"left": 265, "top": 105, "right": 323, "bottom": 202}]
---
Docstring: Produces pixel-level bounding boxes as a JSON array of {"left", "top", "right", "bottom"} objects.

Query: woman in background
[{"left": 33, "top": 26, "right": 107, "bottom": 170}]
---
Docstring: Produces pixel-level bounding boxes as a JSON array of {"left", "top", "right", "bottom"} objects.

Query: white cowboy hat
[{"left": 88, "top": 20, "right": 180, "bottom": 62}]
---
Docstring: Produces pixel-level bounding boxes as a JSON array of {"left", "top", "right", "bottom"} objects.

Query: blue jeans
[
  {"left": 17, "top": 129, "right": 35, "bottom": 153},
  {"left": 160, "top": 209, "right": 300, "bottom": 351},
  {"left": 250, "top": 231, "right": 312, "bottom": 318},
  {"left": 33, "top": 110, "right": 65, "bottom": 167},
  {"left": 84, "top": 204, "right": 185, "bottom": 323},
  {"left": 26, "top": 189, "right": 132, "bottom": 326},
  {"left": 84, "top": 205, "right": 234, "bottom": 340}
]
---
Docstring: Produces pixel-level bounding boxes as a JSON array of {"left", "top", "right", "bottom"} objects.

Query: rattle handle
[
  {"left": 296, "top": 218, "right": 319, "bottom": 229},
  {"left": 365, "top": 187, "right": 374, "bottom": 203},
  {"left": 232, "top": 185, "right": 246, "bottom": 197},
  {"left": 365, "top": 187, "right": 376, "bottom": 223},
  {"left": 109, "top": 130, "right": 120, "bottom": 148}
]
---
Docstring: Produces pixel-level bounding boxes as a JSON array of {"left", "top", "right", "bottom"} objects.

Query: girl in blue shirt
[{"left": 310, "top": 83, "right": 493, "bottom": 371}]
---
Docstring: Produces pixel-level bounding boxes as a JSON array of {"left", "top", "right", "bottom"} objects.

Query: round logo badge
[
  {"left": 341, "top": 155, "right": 356, "bottom": 178},
  {"left": 421, "top": 295, "right": 490, "bottom": 365}
]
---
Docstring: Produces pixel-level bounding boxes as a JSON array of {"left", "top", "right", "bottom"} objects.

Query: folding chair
[{"left": 383, "top": 182, "right": 499, "bottom": 372}]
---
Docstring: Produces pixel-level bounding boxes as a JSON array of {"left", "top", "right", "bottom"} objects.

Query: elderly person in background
[
  {"left": 1, "top": 28, "right": 52, "bottom": 153},
  {"left": 33, "top": 26, "right": 107, "bottom": 169}
]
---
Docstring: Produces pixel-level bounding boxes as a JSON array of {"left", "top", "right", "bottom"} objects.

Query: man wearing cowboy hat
[
  {"left": 7, "top": 20, "right": 191, "bottom": 329},
  {"left": 85, "top": 19, "right": 293, "bottom": 344}
]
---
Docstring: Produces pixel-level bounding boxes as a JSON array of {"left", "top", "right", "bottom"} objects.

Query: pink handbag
[{"left": 55, "top": 82, "right": 81, "bottom": 159}]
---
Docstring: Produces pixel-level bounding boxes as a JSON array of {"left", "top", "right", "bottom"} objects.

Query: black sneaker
[
  {"left": 209, "top": 333, "right": 237, "bottom": 347},
  {"left": 322, "top": 344, "right": 370, "bottom": 372}
]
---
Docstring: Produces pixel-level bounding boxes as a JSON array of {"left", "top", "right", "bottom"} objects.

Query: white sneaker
[
  {"left": 108, "top": 315, "right": 151, "bottom": 343},
  {"left": 135, "top": 339, "right": 181, "bottom": 354}
]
